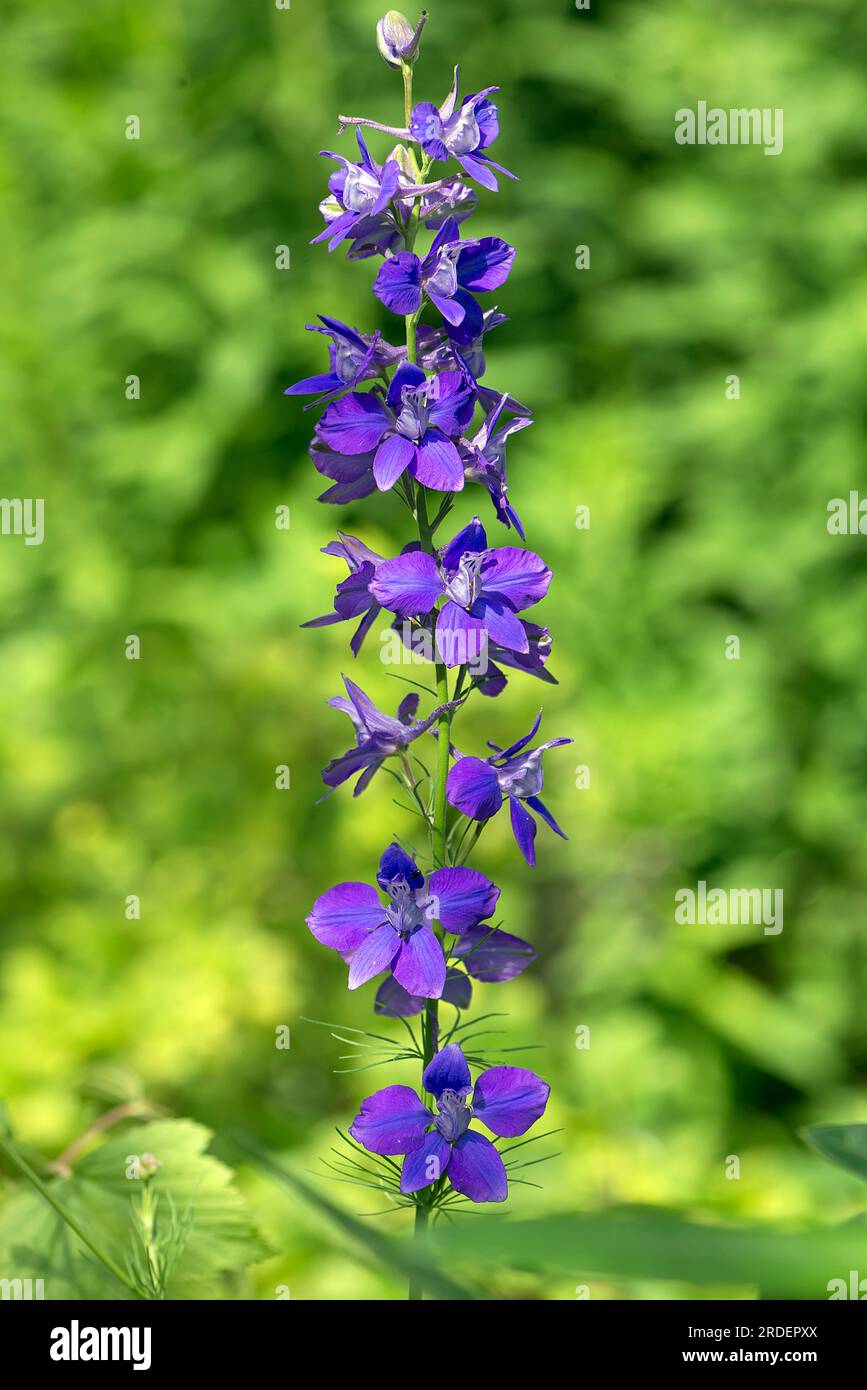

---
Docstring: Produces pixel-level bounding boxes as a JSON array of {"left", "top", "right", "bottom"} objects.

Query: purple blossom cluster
[{"left": 289, "top": 13, "right": 571, "bottom": 1230}]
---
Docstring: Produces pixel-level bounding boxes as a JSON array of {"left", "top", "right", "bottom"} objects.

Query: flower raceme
[
  {"left": 288, "top": 13, "right": 570, "bottom": 1241},
  {"left": 350, "top": 1043, "right": 550, "bottom": 1202},
  {"left": 306, "top": 844, "right": 501, "bottom": 999}
]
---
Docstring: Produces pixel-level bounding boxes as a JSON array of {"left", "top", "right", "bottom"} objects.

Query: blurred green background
[{"left": 2, "top": 0, "right": 867, "bottom": 1299}]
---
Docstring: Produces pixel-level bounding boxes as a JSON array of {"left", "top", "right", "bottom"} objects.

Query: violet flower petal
[
  {"left": 347, "top": 921, "right": 400, "bottom": 989},
  {"left": 349, "top": 1084, "right": 431, "bottom": 1156},
  {"left": 427, "top": 866, "right": 500, "bottom": 934},
  {"left": 494, "top": 711, "right": 544, "bottom": 761},
  {"left": 318, "top": 392, "right": 391, "bottom": 455},
  {"left": 373, "top": 433, "right": 415, "bottom": 490},
  {"left": 441, "top": 518, "right": 488, "bottom": 570},
  {"left": 471, "top": 1065, "right": 551, "bottom": 1138},
  {"left": 469, "top": 596, "right": 528, "bottom": 653},
  {"left": 525, "top": 794, "right": 568, "bottom": 840},
  {"left": 449, "top": 1130, "right": 507, "bottom": 1202},
  {"left": 442, "top": 968, "right": 473, "bottom": 1010},
  {"left": 392, "top": 924, "right": 446, "bottom": 999},
  {"left": 457, "top": 237, "right": 515, "bottom": 293},
  {"left": 373, "top": 252, "right": 423, "bottom": 316},
  {"left": 446, "top": 756, "right": 503, "bottom": 821},
  {"left": 509, "top": 795, "right": 537, "bottom": 867},
  {"left": 377, "top": 842, "right": 425, "bottom": 890},
  {"left": 374, "top": 976, "right": 425, "bottom": 1018},
  {"left": 480, "top": 546, "right": 552, "bottom": 610},
  {"left": 369, "top": 549, "right": 443, "bottom": 616},
  {"left": 435, "top": 601, "right": 489, "bottom": 669},
  {"left": 411, "top": 430, "right": 465, "bottom": 491},
  {"left": 306, "top": 881, "right": 386, "bottom": 953},
  {"left": 386, "top": 361, "right": 427, "bottom": 409},
  {"left": 375, "top": 967, "right": 471, "bottom": 1018},
  {"left": 423, "top": 1042, "right": 471, "bottom": 1099},
  {"left": 452, "top": 924, "right": 537, "bottom": 983},
  {"left": 400, "top": 1131, "right": 452, "bottom": 1194},
  {"left": 284, "top": 370, "right": 343, "bottom": 397}
]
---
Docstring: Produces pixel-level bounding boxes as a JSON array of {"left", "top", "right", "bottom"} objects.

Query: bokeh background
[{"left": 1, "top": 0, "right": 867, "bottom": 1299}]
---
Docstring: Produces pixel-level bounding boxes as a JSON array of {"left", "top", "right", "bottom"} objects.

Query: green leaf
[
  {"left": 0, "top": 1120, "right": 271, "bottom": 1299},
  {"left": 428, "top": 1206, "right": 867, "bottom": 1299},
  {"left": 802, "top": 1124, "right": 867, "bottom": 1185}
]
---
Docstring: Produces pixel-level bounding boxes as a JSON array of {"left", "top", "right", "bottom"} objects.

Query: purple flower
[
  {"left": 321, "top": 676, "right": 456, "bottom": 796},
  {"left": 460, "top": 393, "right": 531, "bottom": 537},
  {"left": 306, "top": 843, "right": 500, "bottom": 999},
  {"left": 446, "top": 712, "right": 572, "bottom": 866},
  {"left": 302, "top": 533, "right": 388, "bottom": 657},
  {"left": 369, "top": 517, "right": 552, "bottom": 668},
  {"left": 284, "top": 316, "right": 401, "bottom": 406},
  {"left": 409, "top": 66, "right": 518, "bottom": 192},
  {"left": 316, "top": 364, "right": 475, "bottom": 493},
  {"left": 375, "top": 922, "right": 537, "bottom": 1017},
  {"left": 349, "top": 1042, "right": 549, "bottom": 1203},
  {"left": 372, "top": 217, "right": 515, "bottom": 342},
  {"left": 313, "top": 132, "right": 403, "bottom": 253}
]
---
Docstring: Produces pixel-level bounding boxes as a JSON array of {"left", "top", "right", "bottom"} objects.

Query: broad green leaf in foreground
[
  {"left": 227, "top": 1130, "right": 473, "bottom": 1301},
  {"left": 428, "top": 1206, "right": 867, "bottom": 1299},
  {"left": 0, "top": 1120, "right": 271, "bottom": 1299},
  {"left": 802, "top": 1125, "right": 867, "bottom": 1186}
]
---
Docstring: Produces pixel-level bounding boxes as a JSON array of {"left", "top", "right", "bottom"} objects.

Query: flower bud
[
  {"left": 376, "top": 10, "right": 427, "bottom": 69},
  {"left": 139, "top": 1152, "right": 161, "bottom": 1179}
]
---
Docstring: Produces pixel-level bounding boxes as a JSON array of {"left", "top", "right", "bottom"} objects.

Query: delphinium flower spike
[{"left": 288, "top": 11, "right": 571, "bottom": 1295}]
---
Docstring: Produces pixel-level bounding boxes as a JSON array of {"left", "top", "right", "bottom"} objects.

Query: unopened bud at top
[{"left": 376, "top": 10, "right": 427, "bottom": 68}]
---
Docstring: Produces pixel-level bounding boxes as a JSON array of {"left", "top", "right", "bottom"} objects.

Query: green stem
[
  {"left": 398, "top": 49, "right": 454, "bottom": 1300},
  {"left": 0, "top": 1131, "right": 139, "bottom": 1296},
  {"left": 432, "top": 659, "right": 451, "bottom": 867},
  {"left": 414, "top": 489, "right": 453, "bottom": 869},
  {"left": 139, "top": 1180, "right": 161, "bottom": 1296},
  {"left": 409, "top": 1201, "right": 429, "bottom": 1301},
  {"left": 401, "top": 60, "right": 413, "bottom": 129},
  {"left": 410, "top": 493, "right": 454, "bottom": 1300}
]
